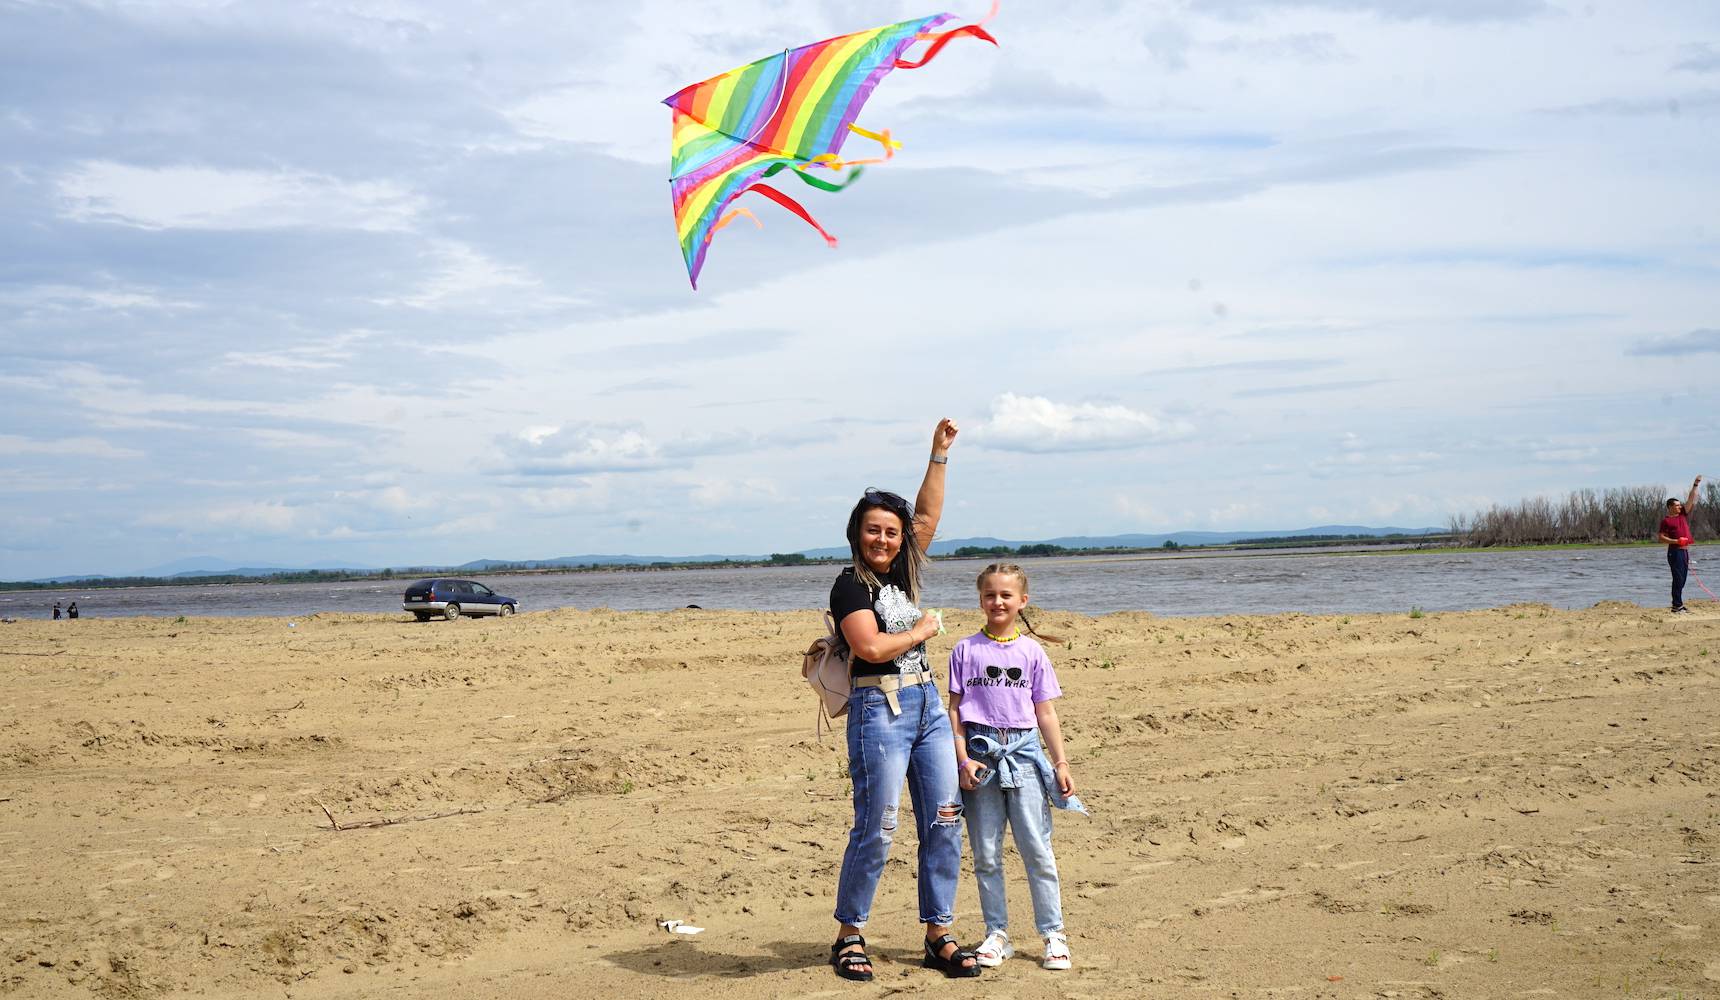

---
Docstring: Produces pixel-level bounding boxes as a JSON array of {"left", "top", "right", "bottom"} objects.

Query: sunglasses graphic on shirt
[{"left": 985, "top": 666, "right": 1023, "bottom": 681}]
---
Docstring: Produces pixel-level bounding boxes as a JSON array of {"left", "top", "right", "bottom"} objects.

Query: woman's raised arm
[{"left": 912, "top": 418, "right": 959, "bottom": 554}]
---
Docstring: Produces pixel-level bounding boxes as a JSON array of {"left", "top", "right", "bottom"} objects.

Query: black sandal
[
  {"left": 923, "top": 933, "right": 982, "bottom": 978},
  {"left": 830, "top": 934, "right": 874, "bottom": 982}
]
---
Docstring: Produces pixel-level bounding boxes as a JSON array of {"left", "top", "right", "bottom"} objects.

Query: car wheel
[
  {"left": 499, "top": 604, "right": 514, "bottom": 617},
  {"left": 444, "top": 603, "right": 461, "bottom": 620}
]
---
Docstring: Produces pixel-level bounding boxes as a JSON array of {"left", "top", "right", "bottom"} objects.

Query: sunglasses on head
[
  {"left": 985, "top": 666, "right": 1023, "bottom": 681},
  {"left": 863, "top": 488, "right": 911, "bottom": 515}
]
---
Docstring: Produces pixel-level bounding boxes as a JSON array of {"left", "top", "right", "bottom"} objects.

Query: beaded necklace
[{"left": 982, "top": 625, "right": 1021, "bottom": 643}]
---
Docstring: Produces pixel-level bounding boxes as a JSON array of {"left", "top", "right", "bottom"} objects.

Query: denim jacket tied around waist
[{"left": 965, "top": 725, "right": 1090, "bottom": 816}]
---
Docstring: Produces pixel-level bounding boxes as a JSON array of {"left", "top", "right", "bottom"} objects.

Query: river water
[{"left": 0, "top": 545, "right": 1698, "bottom": 621}]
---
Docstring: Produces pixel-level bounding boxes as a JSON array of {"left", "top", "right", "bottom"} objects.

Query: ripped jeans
[{"left": 835, "top": 679, "right": 964, "bottom": 928}]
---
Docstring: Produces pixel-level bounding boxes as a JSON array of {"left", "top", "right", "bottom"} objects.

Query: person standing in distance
[{"left": 1658, "top": 474, "right": 1703, "bottom": 613}]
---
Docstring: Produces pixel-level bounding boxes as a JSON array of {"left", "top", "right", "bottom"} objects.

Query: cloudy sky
[{"left": 1, "top": 0, "right": 1716, "bottom": 579}]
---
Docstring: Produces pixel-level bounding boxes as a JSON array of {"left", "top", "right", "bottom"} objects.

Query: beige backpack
[{"left": 801, "top": 611, "right": 851, "bottom": 735}]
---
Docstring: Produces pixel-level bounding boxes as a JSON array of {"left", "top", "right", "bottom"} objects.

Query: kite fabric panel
[{"left": 664, "top": 9, "right": 998, "bottom": 289}]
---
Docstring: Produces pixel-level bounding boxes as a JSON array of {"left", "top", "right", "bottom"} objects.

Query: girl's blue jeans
[
  {"left": 835, "top": 680, "right": 964, "bottom": 928},
  {"left": 963, "top": 723, "right": 1065, "bottom": 937}
]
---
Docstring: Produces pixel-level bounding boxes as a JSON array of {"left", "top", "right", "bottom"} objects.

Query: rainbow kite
[{"left": 664, "top": 8, "right": 998, "bottom": 289}]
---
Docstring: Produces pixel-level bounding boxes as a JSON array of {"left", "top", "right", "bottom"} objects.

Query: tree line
[
  {"left": 950, "top": 544, "right": 1071, "bottom": 558},
  {"left": 1448, "top": 482, "right": 1719, "bottom": 547}
]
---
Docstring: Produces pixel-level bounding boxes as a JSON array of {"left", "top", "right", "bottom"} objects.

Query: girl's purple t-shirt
[{"left": 947, "top": 632, "right": 1061, "bottom": 729}]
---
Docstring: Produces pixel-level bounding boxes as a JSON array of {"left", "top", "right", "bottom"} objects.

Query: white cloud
[
  {"left": 1309, "top": 433, "right": 1442, "bottom": 478},
  {"left": 1188, "top": 0, "right": 1554, "bottom": 23},
  {"left": 0, "top": 470, "right": 126, "bottom": 494},
  {"left": 0, "top": 434, "right": 144, "bottom": 460},
  {"left": 505, "top": 425, "right": 664, "bottom": 475},
  {"left": 222, "top": 331, "right": 373, "bottom": 371},
  {"left": 1110, "top": 493, "right": 1162, "bottom": 524},
  {"left": 0, "top": 283, "right": 200, "bottom": 313},
  {"left": 1627, "top": 328, "right": 1720, "bottom": 356},
  {"left": 376, "top": 240, "right": 558, "bottom": 309},
  {"left": 246, "top": 427, "right": 350, "bottom": 451},
  {"left": 1204, "top": 501, "right": 1270, "bottom": 527},
  {"left": 974, "top": 394, "right": 1194, "bottom": 453},
  {"left": 137, "top": 501, "right": 306, "bottom": 535},
  {"left": 512, "top": 479, "right": 616, "bottom": 515},
  {"left": 1676, "top": 43, "right": 1720, "bottom": 74},
  {"left": 56, "top": 162, "right": 423, "bottom": 232},
  {"left": 685, "top": 476, "right": 783, "bottom": 508}
]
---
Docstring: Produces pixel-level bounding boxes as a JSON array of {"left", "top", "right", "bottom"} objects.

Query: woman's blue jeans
[
  {"left": 834, "top": 680, "right": 964, "bottom": 928},
  {"left": 963, "top": 724, "right": 1065, "bottom": 937}
]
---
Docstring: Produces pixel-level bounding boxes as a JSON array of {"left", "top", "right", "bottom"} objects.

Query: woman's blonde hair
[{"left": 976, "top": 562, "right": 1063, "bottom": 644}]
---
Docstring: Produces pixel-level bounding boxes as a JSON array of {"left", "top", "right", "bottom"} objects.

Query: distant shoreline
[{"left": 3, "top": 537, "right": 1702, "bottom": 595}]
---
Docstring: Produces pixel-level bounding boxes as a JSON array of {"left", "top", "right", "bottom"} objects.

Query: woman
[{"left": 827, "top": 418, "right": 980, "bottom": 981}]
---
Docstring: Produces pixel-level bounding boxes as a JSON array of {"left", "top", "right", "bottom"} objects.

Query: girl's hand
[
  {"left": 931, "top": 418, "right": 959, "bottom": 456},
  {"left": 959, "top": 758, "right": 985, "bottom": 791},
  {"left": 1053, "top": 761, "right": 1075, "bottom": 796}
]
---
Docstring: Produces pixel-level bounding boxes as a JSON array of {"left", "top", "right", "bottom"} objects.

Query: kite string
[{"left": 1692, "top": 551, "right": 1718, "bottom": 601}]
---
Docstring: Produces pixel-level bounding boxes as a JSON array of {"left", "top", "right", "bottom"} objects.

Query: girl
[{"left": 948, "top": 563, "right": 1085, "bottom": 971}]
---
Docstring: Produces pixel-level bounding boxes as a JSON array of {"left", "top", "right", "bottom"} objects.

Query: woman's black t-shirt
[{"left": 830, "top": 567, "right": 930, "bottom": 678}]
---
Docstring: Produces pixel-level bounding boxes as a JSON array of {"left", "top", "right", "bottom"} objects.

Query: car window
[{"left": 473, "top": 584, "right": 493, "bottom": 596}]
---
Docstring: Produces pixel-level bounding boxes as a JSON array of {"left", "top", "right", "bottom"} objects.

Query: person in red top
[{"left": 1658, "top": 474, "right": 1703, "bottom": 613}]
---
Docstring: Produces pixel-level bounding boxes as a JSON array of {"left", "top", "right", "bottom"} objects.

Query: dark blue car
[{"left": 402, "top": 578, "right": 520, "bottom": 621}]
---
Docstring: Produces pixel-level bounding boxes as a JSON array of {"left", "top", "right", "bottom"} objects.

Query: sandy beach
[{"left": 2, "top": 600, "right": 1717, "bottom": 998}]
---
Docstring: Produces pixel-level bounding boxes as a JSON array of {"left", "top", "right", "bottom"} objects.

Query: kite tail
[
  {"left": 765, "top": 159, "right": 865, "bottom": 192},
  {"left": 740, "top": 183, "right": 839, "bottom": 247},
  {"left": 703, "top": 183, "right": 839, "bottom": 248},
  {"left": 707, "top": 206, "right": 763, "bottom": 239},
  {"left": 896, "top": 2, "right": 1000, "bottom": 69},
  {"left": 797, "top": 128, "right": 897, "bottom": 173}
]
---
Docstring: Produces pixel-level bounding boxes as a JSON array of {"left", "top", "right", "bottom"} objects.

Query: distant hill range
[
  {"left": 818, "top": 524, "right": 1445, "bottom": 560},
  {"left": 20, "top": 525, "right": 1443, "bottom": 584}
]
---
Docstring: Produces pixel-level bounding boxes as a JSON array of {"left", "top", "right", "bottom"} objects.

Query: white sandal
[
  {"left": 1042, "top": 930, "right": 1072, "bottom": 971},
  {"left": 974, "top": 929, "right": 1013, "bottom": 967}
]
